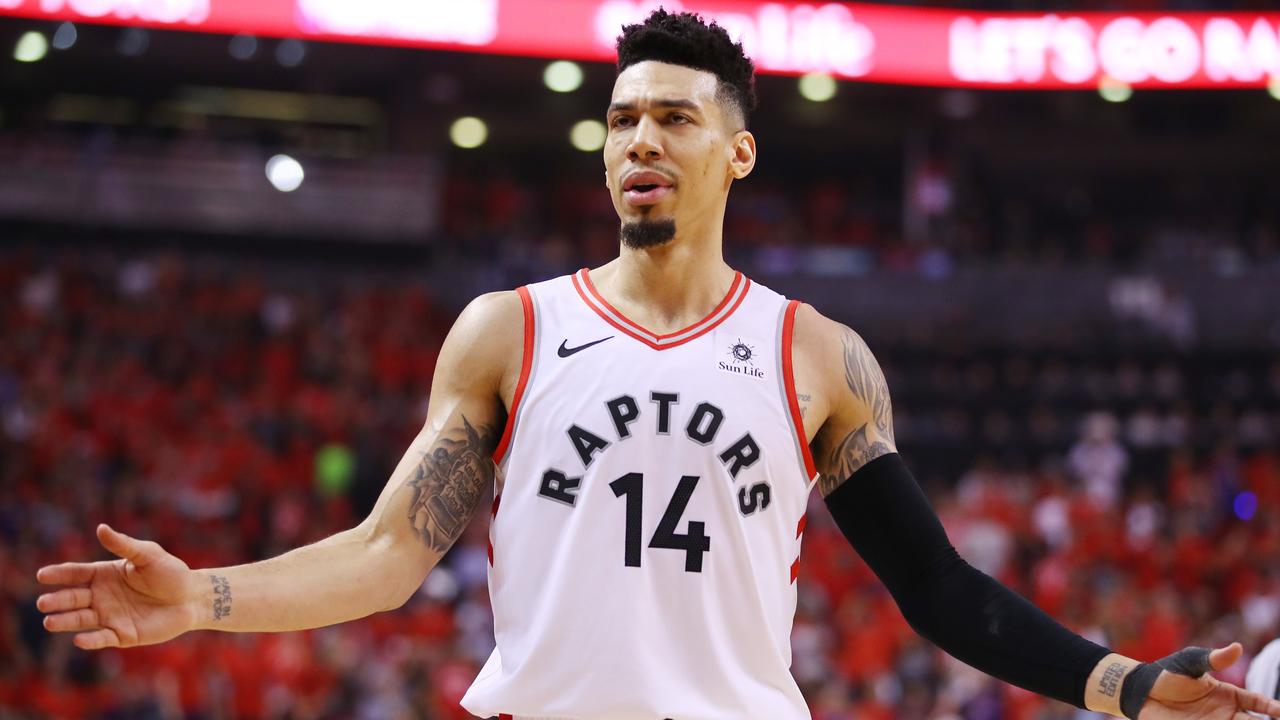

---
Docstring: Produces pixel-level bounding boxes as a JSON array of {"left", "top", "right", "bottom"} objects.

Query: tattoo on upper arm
[
  {"left": 210, "top": 575, "right": 231, "bottom": 621},
  {"left": 818, "top": 329, "right": 896, "bottom": 496},
  {"left": 818, "top": 424, "right": 893, "bottom": 496},
  {"left": 840, "top": 329, "right": 894, "bottom": 445},
  {"left": 406, "top": 414, "right": 499, "bottom": 554}
]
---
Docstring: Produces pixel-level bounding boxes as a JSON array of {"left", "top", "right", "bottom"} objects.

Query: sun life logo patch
[{"left": 718, "top": 337, "right": 765, "bottom": 379}]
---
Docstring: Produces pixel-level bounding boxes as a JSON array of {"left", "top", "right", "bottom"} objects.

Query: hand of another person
[
  {"left": 1137, "top": 644, "right": 1280, "bottom": 720},
  {"left": 36, "top": 524, "right": 201, "bottom": 650}
]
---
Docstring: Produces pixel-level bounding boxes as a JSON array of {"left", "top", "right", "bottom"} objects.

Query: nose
[{"left": 625, "top": 115, "right": 664, "bottom": 162}]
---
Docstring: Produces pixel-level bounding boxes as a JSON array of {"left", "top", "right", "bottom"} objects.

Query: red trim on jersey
[
  {"left": 492, "top": 286, "right": 535, "bottom": 465},
  {"left": 796, "top": 514, "right": 808, "bottom": 538},
  {"left": 570, "top": 268, "right": 750, "bottom": 351},
  {"left": 487, "top": 495, "right": 500, "bottom": 566},
  {"left": 789, "top": 557, "right": 801, "bottom": 584},
  {"left": 499, "top": 714, "right": 513, "bottom": 720},
  {"left": 581, "top": 267, "right": 742, "bottom": 339},
  {"left": 782, "top": 300, "right": 818, "bottom": 478}
]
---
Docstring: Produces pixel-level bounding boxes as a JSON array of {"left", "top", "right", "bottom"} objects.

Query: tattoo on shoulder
[
  {"left": 406, "top": 414, "right": 499, "bottom": 554},
  {"left": 210, "top": 575, "right": 231, "bottom": 621},
  {"left": 840, "top": 328, "right": 894, "bottom": 445},
  {"left": 818, "top": 423, "right": 893, "bottom": 496}
]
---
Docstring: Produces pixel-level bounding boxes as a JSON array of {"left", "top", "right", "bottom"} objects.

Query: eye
[
  {"left": 611, "top": 115, "right": 634, "bottom": 129},
  {"left": 669, "top": 114, "right": 690, "bottom": 124}
]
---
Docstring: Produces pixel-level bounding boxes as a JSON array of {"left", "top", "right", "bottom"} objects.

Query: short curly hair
[{"left": 615, "top": 9, "right": 758, "bottom": 128}]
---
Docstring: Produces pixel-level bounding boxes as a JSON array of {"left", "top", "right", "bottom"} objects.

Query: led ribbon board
[{"left": 2, "top": 0, "right": 1279, "bottom": 88}]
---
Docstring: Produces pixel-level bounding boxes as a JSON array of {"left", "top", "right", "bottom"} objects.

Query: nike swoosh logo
[{"left": 558, "top": 336, "right": 613, "bottom": 358}]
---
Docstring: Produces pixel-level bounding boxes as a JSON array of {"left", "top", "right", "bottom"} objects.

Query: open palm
[
  {"left": 36, "top": 524, "right": 199, "bottom": 650},
  {"left": 1140, "top": 644, "right": 1280, "bottom": 720}
]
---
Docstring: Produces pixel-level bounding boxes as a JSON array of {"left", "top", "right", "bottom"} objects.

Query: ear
[{"left": 728, "top": 130, "right": 756, "bottom": 180}]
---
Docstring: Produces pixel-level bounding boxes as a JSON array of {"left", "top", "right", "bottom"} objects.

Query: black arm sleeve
[{"left": 823, "top": 453, "right": 1110, "bottom": 708}]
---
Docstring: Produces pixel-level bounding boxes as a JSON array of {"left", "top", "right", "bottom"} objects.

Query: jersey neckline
[{"left": 571, "top": 267, "right": 751, "bottom": 351}]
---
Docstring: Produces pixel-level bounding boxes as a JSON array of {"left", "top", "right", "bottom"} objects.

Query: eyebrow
[{"left": 607, "top": 98, "right": 701, "bottom": 114}]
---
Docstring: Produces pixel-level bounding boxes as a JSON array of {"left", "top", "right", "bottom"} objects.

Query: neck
[{"left": 594, "top": 217, "right": 734, "bottom": 330}]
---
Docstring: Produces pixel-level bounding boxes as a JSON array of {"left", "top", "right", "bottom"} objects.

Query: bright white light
[
  {"left": 276, "top": 39, "right": 306, "bottom": 67},
  {"left": 51, "top": 22, "right": 77, "bottom": 51},
  {"left": 265, "top": 154, "right": 305, "bottom": 192},
  {"left": 1098, "top": 75, "right": 1133, "bottom": 102},
  {"left": 1269, "top": 76, "right": 1280, "bottom": 101},
  {"left": 228, "top": 34, "right": 257, "bottom": 60},
  {"left": 569, "top": 119, "right": 606, "bottom": 152},
  {"left": 798, "top": 72, "right": 837, "bottom": 102},
  {"left": 14, "top": 32, "right": 48, "bottom": 63},
  {"left": 450, "top": 117, "right": 487, "bottom": 149},
  {"left": 544, "top": 60, "right": 584, "bottom": 93}
]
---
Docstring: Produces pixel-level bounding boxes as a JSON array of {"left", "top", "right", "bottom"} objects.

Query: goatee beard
[{"left": 620, "top": 219, "right": 677, "bottom": 249}]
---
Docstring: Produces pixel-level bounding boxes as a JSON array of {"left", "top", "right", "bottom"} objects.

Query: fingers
[
  {"left": 43, "top": 607, "right": 100, "bottom": 633},
  {"left": 36, "top": 587, "right": 93, "bottom": 613},
  {"left": 1233, "top": 684, "right": 1280, "bottom": 718},
  {"left": 1209, "top": 642, "right": 1244, "bottom": 672},
  {"left": 96, "top": 523, "right": 145, "bottom": 562},
  {"left": 73, "top": 628, "right": 121, "bottom": 651},
  {"left": 36, "top": 562, "right": 96, "bottom": 586}
]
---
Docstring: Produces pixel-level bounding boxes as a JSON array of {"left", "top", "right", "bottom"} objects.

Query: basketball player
[
  {"left": 34, "top": 10, "right": 1280, "bottom": 720},
  {"left": 1248, "top": 639, "right": 1280, "bottom": 709}
]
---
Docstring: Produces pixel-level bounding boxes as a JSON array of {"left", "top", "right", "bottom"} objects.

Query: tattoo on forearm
[
  {"left": 840, "top": 329, "right": 894, "bottom": 444},
  {"left": 1098, "top": 662, "right": 1126, "bottom": 698},
  {"left": 818, "top": 423, "right": 893, "bottom": 496},
  {"left": 210, "top": 575, "right": 231, "bottom": 621},
  {"left": 406, "top": 414, "right": 498, "bottom": 554}
]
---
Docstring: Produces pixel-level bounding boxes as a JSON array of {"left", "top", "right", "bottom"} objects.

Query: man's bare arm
[
  {"left": 37, "top": 290, "right": 523, "bottom": 647},
  {"left": 788, "top": 304, "right": 897, "bottom": 497}
]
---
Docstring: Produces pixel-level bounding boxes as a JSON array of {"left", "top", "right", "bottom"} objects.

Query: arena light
[
  {"left": 544, "top": 60, "right": 584, "bottom": 93},
  {"left": 450, "top": 116, "right": 487, "bottom": 149},
  {"left": 265, "top": 154, "right": 305, "bottom": 192},
  {"left": 276, "top": 38, "right": 306, "bottom": 67},
  {"left": 570, "top": 119, "right": 606, "bottom": 151},
  {"left": 13, "top": 31, "right": 48, "bottom": 63},
  {"left": 116, "top": 27, "right": 148, "bottom": 56},
  {"left": 1234, "top": 491, "right": 1258, "bottom": 521},
  {"left": 1098, "top": 75, "right": 1132, "bottom": 102},
  {"left": 228, "top": 34, "right": 257, "bottom": 60},
  {"left": 798, "top": 72, "right": 837, "bottom": 102},
  {"left": 51, "top": 22, "right": 77, "bottom": 50},
  {"left": 1270, "top": 76, "right": 1280, "bottom": 101}
]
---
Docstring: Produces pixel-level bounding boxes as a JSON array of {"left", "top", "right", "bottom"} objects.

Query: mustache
[{"left": 619, "top": 165, "right": 679, "bottom": 185}]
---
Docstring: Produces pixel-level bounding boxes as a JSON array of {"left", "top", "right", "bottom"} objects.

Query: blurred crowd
[
  {"left": 1, "top": 246, "right": 1277, "bottom": 720},
  {"left": 435, "top": 168, "right": 1280, "bottom": 285}
]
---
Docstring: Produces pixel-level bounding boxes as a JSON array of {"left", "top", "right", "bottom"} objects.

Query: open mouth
[{"left": 622, "top": 172, "right": 674, "bottom": 206}]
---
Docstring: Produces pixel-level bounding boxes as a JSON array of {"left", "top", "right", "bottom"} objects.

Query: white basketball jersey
[{"left": 461, "top": 268, "right": 819, "bottom": 720}]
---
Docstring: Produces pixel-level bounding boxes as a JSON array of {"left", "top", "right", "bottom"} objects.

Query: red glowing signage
[{"left": 2, "top": 0, "right": 1278, "bottom": 89}]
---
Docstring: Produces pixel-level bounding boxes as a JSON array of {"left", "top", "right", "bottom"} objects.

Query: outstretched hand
[
  {"left": 1139, "top": 644, "right": 1280, "bottom": 720},
  {"left": 35, "top": 524, "right": 199, "bottom": 650}
]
